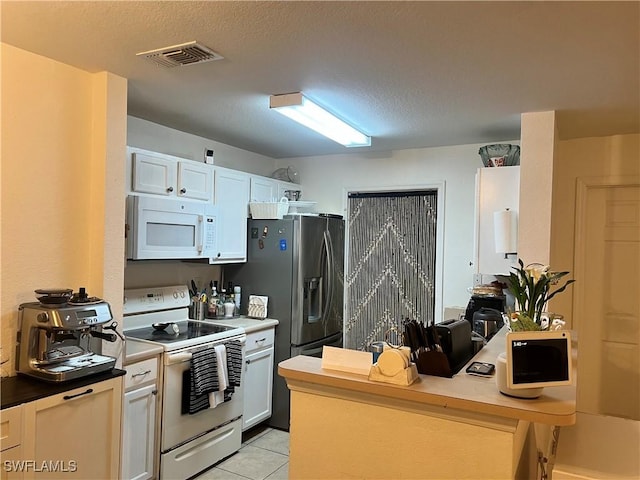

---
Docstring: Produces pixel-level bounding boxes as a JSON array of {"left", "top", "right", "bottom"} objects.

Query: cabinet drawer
[
  {"left": 245, "top": 328, "right": 275, "bottom": 353},
  {"left": 125, "top": 357, "right": 158, "bottom": 390},
  {"left": 0, "top": 405, "right": 22, "bottom": 451}
]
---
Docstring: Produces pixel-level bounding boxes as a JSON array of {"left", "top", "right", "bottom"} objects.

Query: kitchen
[{"left": 2, "top": 2, "right": 640, "bottom": 480}]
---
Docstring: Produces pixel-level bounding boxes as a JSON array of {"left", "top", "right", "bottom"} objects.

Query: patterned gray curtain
[{"left": 345, "top": 191, "right": 437, "bottom": 350}]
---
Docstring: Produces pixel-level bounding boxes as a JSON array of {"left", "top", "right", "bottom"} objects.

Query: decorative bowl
[{"left": 478, "top": 144, "right": 520, "bottom": 167}]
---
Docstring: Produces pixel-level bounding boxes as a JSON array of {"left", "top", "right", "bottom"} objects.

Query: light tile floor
[{"left": 193, "top": 426, "right": 289, "bottom": 480}]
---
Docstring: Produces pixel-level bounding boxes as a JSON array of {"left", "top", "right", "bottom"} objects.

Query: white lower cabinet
[
  {"left": 121, "top": 357, "right": 159, "bottom": 480},
  {"left": 21, "top": 376, "right": 123, "bottom": 479},
  {"left": 242, "top": 328, "right": 275, "bottom": 431},
  {"left": 1, "top": 405, "right": 24, "bottom": 480}
]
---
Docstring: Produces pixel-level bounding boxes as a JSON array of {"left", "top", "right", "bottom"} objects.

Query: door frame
[{"left": 341, "top": 182, "right": 446, "bottom": 325}]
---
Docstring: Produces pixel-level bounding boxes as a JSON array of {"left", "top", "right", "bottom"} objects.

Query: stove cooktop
[{"left": 125, "top": 321, "right": 242, "bottom": 346}]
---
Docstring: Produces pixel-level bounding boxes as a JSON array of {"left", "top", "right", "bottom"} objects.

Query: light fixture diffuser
[{"left": 269, "top": 93, "right": 371, "bottom": 148}]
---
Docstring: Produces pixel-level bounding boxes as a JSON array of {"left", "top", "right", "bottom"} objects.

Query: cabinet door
[
  {"left": 122, "top": 384, "right": 157, "bottom": 480},
  {"left": 23, "top": 377, "right": 123, "bottom": 479},
  {"left": 213, "top": 168, "right": 250, "bottom": 263},
  {"left": 474, "top": 166, "right": 520, "bottom": 275},
  {"left": 132, "top": 152, "right": 177, "bottom": 196},
  {"left": 1, "top": 445, "right": 24, "bottom": 480},
  {"left": 178, "top": 161, "right": 213, "bottom": 201},
  {"left": 242, "top": 347, "right": 274, "bottom": 431},
  {"left": 0, "top": 405, "right": 22, "bottom": 452},
  {"left": 250, "top": 176, "right": 278, "bottom": 202}
]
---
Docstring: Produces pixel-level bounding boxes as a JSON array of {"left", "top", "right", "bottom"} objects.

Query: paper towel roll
[{"left": 494, "top": 209, "right": 518, "bottom": 253}]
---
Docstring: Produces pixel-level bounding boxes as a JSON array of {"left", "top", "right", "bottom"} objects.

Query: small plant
[{"left": 505, "top": 259, "right": 575, "bottom": 331}]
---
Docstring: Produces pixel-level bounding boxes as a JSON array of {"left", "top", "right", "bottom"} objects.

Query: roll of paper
[{"left": 494, "top": 209, "right": 518, "bottom": 253}]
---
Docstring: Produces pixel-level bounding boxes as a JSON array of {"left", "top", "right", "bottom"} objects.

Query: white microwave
[{"left": 126, "top": 195, "right": 218, "bottom": 260}]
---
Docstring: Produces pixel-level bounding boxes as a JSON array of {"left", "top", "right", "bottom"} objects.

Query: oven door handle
[{"left": 165, "top": 351, "right": 193, "bottom": 365}]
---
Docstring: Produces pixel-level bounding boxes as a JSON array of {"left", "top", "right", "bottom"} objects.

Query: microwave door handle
[{"left": 197, "top": 214, "right": 204, "bottom": 254}]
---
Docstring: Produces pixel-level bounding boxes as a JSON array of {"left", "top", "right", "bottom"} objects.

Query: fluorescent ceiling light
[{"left": 269, "top": 93, "right": 371, "bottom": 148}]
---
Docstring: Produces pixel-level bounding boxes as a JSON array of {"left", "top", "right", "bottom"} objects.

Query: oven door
[{"left": 161, "top": 335, "right": 245, "bottom": 452}]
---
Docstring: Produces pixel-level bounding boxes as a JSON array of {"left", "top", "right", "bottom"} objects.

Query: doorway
[
  {"left": 344, "top": 189, "right": 442, "bottom": 350},
  {"left": 574, "top": 180, "right": 639, "bottom": 420}
]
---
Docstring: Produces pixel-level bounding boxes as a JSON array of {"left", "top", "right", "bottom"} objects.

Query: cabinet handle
[
  {"left": 180, "top": 188, "right": 187, "bottom": 194},
  {"left": 246, "top": 359, "right": 251, "bottom": 365},
  {"left": 255, "top": 338, "right": 266, "bottom": 343},
  {"left": 131, "top": 370, "right": 151, "bottom": 378},
  {"left": 63, "top": 388, "right": 93, "bottom": 400},
  {"left": 167, "top": 186, "right": 174, "bottom": 193},
  {"left": 152, "top": 389, "right": 158, "bottom": 396}
]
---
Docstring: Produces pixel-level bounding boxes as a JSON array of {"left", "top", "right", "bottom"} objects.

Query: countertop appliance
[
  {"left": 472, "top": 307, "right": 503, "bottom": 341},
  {"left": 464, "top": 293, "right": 505, "bottom": 325},
  {"left": 16, "top": 291, "right": 117, "bottom": 382},
  {"left": 123, "top": 285, "right": 246, "bottom": 480},
  {"left": 226, "top": 214, "right": 345, "bottom": 430},
  {"left": 126, "top": 195, "right": 218, "bottom": 260}
]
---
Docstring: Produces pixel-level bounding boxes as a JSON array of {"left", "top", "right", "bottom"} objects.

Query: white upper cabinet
[
  {"left": 130, "top": 149, "right": 213, "bottom": 201},
  {"left": 249, "top": 175, "right": 302, "bottom": 202},
  {"left": 177, "top": 161, "right": 214, "bottom": 201},
  {"left": 249, "top": 175, "right": 278, "bottom": 202},
  {"left": 212, "top": 167, "right": 250, "bottom": 263},
  {"left": 474, "top": 165, "right": 520, "bottom": 275}
]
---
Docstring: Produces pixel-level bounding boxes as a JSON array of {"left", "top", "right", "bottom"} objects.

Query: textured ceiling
[{"left": 2, "top": 1, "right": 638, "bottom": 158}]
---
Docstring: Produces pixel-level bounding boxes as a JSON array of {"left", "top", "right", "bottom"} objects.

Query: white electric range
[{"left": 123, "top": 285, "right": 246, "bottom": 480}]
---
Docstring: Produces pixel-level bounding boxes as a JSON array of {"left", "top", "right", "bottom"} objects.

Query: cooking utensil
[{"left": 152, "top": 322, "right": 180, "bottom": 335}]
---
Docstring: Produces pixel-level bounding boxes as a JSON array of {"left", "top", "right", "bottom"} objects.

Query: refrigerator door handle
[{"left": 322, "top": 229, "right": 334, "bottom": 323}]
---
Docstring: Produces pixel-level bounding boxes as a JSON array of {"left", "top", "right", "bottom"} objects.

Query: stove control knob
[{"left": 37, "top": 312, "right": 49, "bottom": 323}]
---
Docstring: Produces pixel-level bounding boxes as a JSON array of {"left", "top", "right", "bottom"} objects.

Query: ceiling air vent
[{"left": 137, "top": 41, "right": 223, "bottom": 68}]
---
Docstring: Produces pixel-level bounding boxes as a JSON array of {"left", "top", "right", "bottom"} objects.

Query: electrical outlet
[{"left": 473, "top": 273, "right": 483, "bottom": 286}]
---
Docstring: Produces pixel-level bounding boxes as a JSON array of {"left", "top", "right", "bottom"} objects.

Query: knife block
[{"left": 415, "top": 350, "right": 452, "bottom": 378}]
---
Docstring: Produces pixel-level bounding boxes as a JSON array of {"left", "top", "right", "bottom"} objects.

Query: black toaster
[{"left": 436, "top": 319, "right": 473, "bottom": 374}]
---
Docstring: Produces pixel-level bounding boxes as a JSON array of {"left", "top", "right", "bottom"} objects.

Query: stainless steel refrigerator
[{"left": 226, "top": 214, "right": 344, "bottom": 430}]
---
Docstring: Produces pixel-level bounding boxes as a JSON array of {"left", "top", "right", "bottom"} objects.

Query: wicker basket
[{"left": 249, "top": 200, "right": 290, "bottom": 219}]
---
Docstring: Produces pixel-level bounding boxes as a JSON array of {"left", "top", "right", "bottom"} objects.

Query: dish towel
[
  {"left": 208, "top": 344, "right": 228, "bottom": 408},
  {"left": 224, "top": 340, "right": 243, "bottom": 401},
  {"left": 185, "top": 345, "right": 219, "bottom": 414}
]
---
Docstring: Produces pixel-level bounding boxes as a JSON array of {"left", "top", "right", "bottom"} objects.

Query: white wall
[
  {"left": 276, "top": 142, "right": 519, "bottom": 312},
  {"left": 1, "top": 44, "right": 127, "bottom": 374}
]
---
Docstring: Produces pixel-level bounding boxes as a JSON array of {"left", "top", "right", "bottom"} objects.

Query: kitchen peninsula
[{"left": 278, "top": 330, "right": 576, "bottom": 479}]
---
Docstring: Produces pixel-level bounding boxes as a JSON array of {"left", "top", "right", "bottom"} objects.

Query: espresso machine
[{"left": 16, "top": 288, "right": 119, "bottom": 382}]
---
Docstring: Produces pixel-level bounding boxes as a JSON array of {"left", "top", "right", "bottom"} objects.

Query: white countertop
[{"left": 123, "top": 338, "right": 164, "bottom": 366}]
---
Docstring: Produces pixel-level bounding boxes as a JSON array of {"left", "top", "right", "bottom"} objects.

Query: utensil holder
[{"left": 189, "top": 301, "right": 206, "bottom": 321}]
